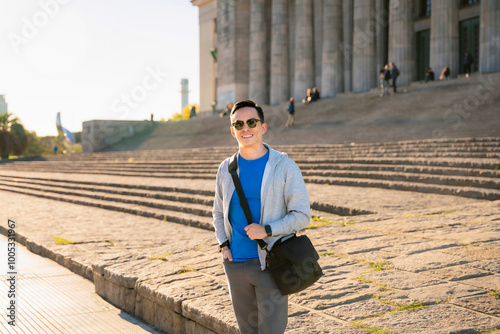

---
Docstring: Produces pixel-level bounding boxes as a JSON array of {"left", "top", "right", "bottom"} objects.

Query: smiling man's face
[{"left": 230, "top": 106, "right": 267, "bottom": 149}]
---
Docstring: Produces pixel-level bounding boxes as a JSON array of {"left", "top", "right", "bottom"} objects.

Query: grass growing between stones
[
  {"left": 491, "top": 291, "right": 500, "bottom": 297},
  {"left": 319, "top": 251, "right": 336, "bottom": 256},
  {"left": 176, "top": 268, "right": 196, "bottom": 274},
  {"left": 395, "top": 301, "right": 425, "bottom": 312},
  {"left": 147, "top": 253, "right": 172, "bottom": 261},
  {"left": 306, "top": 217, "right": 356, "bottom": 229},
  {"left": 372, "top": 291, "right": 427, "bottom": 313},
  {"left": 353, "top": 277, "right": 391, "bottom": 292},
  {"left": 351, "top": 320, "right": 393, "bottom": 334},
  {"left": 368, "top": 261, "right": 393, "bottom": 272},
  {"left": 53, "top": 236, "right": 74, "bottom": 245}
]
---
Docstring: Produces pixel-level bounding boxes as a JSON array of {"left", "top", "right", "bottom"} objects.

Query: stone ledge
[
  {"left": 0, "top": 225, "right": 94, "bottom": 281},
  {"left": 0, "top": 226, "right": 238, "bottom": 333}
]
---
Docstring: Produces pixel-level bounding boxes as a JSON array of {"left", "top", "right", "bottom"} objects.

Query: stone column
[
  {"left": 314, "top": 0, "right": 323, "bottom": 92},
  {"left": 234, "top": 0, "right": 251, "bottom": 101},
  {"left": 216, "top": 0, "right": 250, "bottom": 106},
  {"left": 352, "top": 0, "right": 377, "bottom": 92},
  {"left": 430, "top": 0, "right": 459, "bottom": 78},
  {"left": 289, "top": 0, "right": 296, "bottom": 98},
  {"left": 375, "top": 0, "right": 389, "bottom": 71},
  {"left": 216, "top": 0, "right": 235, "bottom": 106},
  {"left": 322, "top": 0, "right": 343, "bottom": 97},
  {"left": 294, "top": 0, "right": 315, "bottom": 99},
  {"left": 388, "top": 0, "right": 415, "bottom": 86},
  {"left": 480, "top": 0, "right": 500, "bottom": 73},
  {"left": 343, "top": 0, "right": 354, "bottom": 92},
  {"left": 249, "top": 0, "right": 268, "bottom": 104},
  {"left": 270, "top": 0, "right": 290, "bottom": 104}
]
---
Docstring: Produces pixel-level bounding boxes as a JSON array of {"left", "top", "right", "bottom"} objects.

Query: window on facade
[
  {"left": 460, "top": 0, "right": 480, "bottom": 7},
  {"left": 419, "top": 0, "right": 432, "bottom": 18}
]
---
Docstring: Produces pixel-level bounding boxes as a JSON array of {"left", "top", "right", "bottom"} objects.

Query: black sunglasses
[{"left": 231, "top": 118, "right": 262, "bottom": 130}]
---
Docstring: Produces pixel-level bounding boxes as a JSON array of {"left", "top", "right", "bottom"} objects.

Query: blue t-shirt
[{"left": 228, "top": 150, "right": 269, "bottom": 261}]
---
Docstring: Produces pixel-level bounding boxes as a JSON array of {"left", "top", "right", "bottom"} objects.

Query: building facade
[{"left": 191, "top": 0, "right": 499, "bottom": 111}]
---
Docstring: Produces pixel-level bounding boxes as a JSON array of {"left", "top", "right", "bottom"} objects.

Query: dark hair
[{"left": 230, "top": 100, "right": 264, "bottom": 123}]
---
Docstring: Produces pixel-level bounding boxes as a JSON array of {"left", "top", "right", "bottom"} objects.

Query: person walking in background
[
  {"left": 213, "top": 100, "right": 311, "bottom": 333},
  {"left": 390, "top": 62, "right": 399, "bottom": 93},
  {"left": 285, "top": 97, "right": 295, "bottom": 127},
  {"left": 425, "top": 67, "right": 435, "bottom": 83},
  {"left": 464, "top": 51, "right": 474, "bottom": 78}
]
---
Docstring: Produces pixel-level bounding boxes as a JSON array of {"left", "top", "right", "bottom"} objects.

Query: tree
[
  {"left": 23, "top": 131, "right": 43, "bottom": 156},
  {"left": 168, "top": 104, "right": 199, "bottom": 122},
  {"left": 0, "top": 113, "right": 28, "bottom": 159}
]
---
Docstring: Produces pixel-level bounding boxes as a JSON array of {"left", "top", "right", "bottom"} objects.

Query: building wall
[
  {"left": 82, "top": 120, "right": 153, "bottom": 153},
  {"left": 192, "top": 0, "right": 498, "bottom": 106},
  {"left": 196, "top": 0, "right": 217, "bottom": 113}
]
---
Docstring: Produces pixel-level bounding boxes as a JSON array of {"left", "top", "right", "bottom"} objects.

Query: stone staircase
[
  {"left": 0, "top": 137, "right": 499, "bottom": 237},
  {"left": 98, "top": 72, "right": 500, "bottom": 151},
  {"left": 1, "top": 138, "right": 499, "bottom": 204}
]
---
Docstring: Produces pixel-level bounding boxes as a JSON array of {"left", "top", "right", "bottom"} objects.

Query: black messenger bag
[{"left": 228, "top": 155, "right": 323, "bottom": 295}]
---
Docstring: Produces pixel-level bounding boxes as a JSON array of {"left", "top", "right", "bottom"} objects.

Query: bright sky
[{"left": 0, "top": 0, "right": 200, "bottom": 137}]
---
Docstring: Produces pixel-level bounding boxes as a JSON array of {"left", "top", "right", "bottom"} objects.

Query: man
[
  {"left": 464, "top": 51, "right": 474, "bottom": 78},
  {"left": 390, "top": 62, "right": 399, "bottom": 93},
  {"left": 213, "top": 100, "right": 311, "bottom": 333}
]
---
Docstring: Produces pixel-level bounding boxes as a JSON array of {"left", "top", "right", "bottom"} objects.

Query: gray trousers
[{"left": 223, "top": 259, "right": 288, "bottom": 334}]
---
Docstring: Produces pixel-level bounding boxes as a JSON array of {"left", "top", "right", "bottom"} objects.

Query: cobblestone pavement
[
  {"left": 1, "top": 170, "right": 499, "bottom": 333},
  {"left": 0, "top": 234, "right": 161, "bottom": 334}
]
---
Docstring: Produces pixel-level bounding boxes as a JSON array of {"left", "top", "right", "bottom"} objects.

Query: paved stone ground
[{"left": 1, "top": 171, "right": 499, "bottom": 333}]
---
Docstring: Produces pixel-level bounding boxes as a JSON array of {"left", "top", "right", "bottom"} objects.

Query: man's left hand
[{"left": 245, "top": 223, "right": 267, "bottom": 240}]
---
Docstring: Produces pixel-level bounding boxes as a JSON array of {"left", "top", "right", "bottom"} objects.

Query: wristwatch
[
  {"left": 265, "top": 225, "right": 272, "bottom": 237},
  {"left": 219, "top": 240, "right": 229, "bottom": 251}
]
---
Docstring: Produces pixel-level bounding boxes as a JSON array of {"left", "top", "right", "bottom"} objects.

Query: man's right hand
[{"left": 221, "top": 246, "right": 233, "bottom": 261}]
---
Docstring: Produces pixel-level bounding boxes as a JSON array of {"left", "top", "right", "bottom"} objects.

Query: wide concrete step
[
  {"left": 0, "top": 167, "right": 215, "bottom": 179},
  {"left": 0, "top": 164, "right": 219, "bottom": 175},
  {"left": 3, "top": 156, "right": 498, "bottom": 170},
  {"left": 3, "top": 163, "right": 497, "bottom": 191},
  {"left": 27, "top": 147, "right": 500, "bottom": 162},
  {"left": 6, "top": 159, "right": 499, "bottom": 178},
  {"left": 0, "top": 174, "right": 214, "bottom": 196},
  {"left": 0, "top": 175, "right": 214, "bottom": 206},
  {"left": 0, "top": 183, "right": 215, "bottom": 230},
  {"left": 0, "top": 175, "right": 372, "bottom": 218},
  {"left": 301, "top": 170, "right": 500, "bottom": 190},
  {"left": 8, "top": 138, "right": 499, "bottom": 163},
  {"left": 299, "top": 163, "right": 500, "bottom": 178},
  {"left": 0, "top": 179, "right": 214, "bottom": 218},
  {"left": 304, "top": 176, "right": 500, "bottom": 201},
  {"left": 293, "top": 157, "right": 499, "bottom": 169}
]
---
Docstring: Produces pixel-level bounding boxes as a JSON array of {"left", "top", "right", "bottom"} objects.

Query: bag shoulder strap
[{"left": 228, "top": 154, "right": 269, "bottom": 251}]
